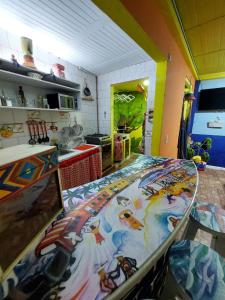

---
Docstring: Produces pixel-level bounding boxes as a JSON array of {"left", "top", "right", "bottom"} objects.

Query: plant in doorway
[{"left": 187, "top": 136, "right": 212, "bottom": 171}]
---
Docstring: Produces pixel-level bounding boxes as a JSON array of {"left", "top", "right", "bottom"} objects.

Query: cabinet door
[{"left": 0, "top": 171, "right": 63, "bottom": 279}]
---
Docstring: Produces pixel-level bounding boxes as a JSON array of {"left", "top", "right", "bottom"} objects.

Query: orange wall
[{"left": 122, "top": 0, "right": 195, "bottom": 158}]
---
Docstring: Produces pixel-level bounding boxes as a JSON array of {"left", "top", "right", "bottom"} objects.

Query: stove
[
  {"left": 85, "top": 133, "right": 111, "bottom": 145},
  {"left": 85, "top": 134, "right": 112, "bottom": 170}
]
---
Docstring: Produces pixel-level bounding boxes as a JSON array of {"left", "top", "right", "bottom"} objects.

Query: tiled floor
[{"left": 196, "top": 167, "right": 225, "bottom": 207}]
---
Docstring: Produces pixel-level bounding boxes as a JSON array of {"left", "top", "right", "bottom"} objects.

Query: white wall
[
  {"left": 0, "top": 29, "right": 97, "bottom": 148},
  {"left": 97, "top": 61, "right": 156, "bottom": 154},
  {"left": 192, "top": 79, "right": 225, "bottom": 136}
]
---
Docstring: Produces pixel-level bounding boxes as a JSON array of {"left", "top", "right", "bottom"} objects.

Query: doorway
[
  {"left": 177, "top": 78, "right": 194, "bottom": 159},
  {"left": 111, "top": 78, "right": 153, "bottom": 162}
]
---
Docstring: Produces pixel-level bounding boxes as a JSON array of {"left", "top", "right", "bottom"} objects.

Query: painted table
[{"left": 0, "top": 155, "right": 198, "bottom": 300}]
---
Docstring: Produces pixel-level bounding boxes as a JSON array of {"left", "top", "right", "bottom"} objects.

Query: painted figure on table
[
  {"left": 98, "top": 267, "right": 117, "bottom": 293},
  {"left": 119, "top": 209, "right": 144, "bottom": 230},
  {"left": 109, "top": 255, "right": 138, "bottom": 280},
  {"left": 117, "top": 196, "right": 131, "bottom": 207},
  {"left": 90, "top": 221, "right": 105, "bottom": 244},
  {"left": 167, "top": 194, "right": 176, "bottom": 204},
  {"left": 168, "top": 216, "right": 180, "bottom": 230}
]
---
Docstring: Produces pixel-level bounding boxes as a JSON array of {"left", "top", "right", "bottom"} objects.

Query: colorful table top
[
  {"left": 0, "top": 155, "right": 198, "bottom": 300},
  {"left": 169, "top": 240, "right": 225, "bottom": 300}
]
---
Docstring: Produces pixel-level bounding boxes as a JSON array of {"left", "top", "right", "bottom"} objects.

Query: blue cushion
[{"left": 169, "top": 240, "right": 225, "bottom": 300}]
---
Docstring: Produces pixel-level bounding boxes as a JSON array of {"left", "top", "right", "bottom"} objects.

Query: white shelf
[
  {"left": 0, "top": 69, "right": 80, "bottom": 93},
  {"left": 0, "top": 106, "right": 75, "bottom": 112}
]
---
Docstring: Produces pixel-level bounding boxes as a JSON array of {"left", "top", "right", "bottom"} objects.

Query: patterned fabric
[
  {"left": 0, "top": 155, "right": 197, "bottom": 300},
  {"left": 191, "top": 201, "right": 225, "bottom": 233},
  {"left": 89, "top": 152, "right": 102, "bottom": 181},
  {"left": 60, "top": 152, "right": 102, "bottom": 190},
  {"left": 169, "top": 240, "right": 225, "bottom": 300}
]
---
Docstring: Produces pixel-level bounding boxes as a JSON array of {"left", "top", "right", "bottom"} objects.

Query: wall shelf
[
  {"left": 0, "top": 69, "right": 80, "bottom": 93},
  {"left": 0, "top": 58, "right": 80, "bottom": 93},
  {"left": 0, "top": 106, "right": 74, "bottom": 112}
]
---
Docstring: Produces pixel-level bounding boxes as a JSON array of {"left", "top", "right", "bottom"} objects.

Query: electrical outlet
[{"left": 165, "top": 134, "right": 169, "bottom": 144}]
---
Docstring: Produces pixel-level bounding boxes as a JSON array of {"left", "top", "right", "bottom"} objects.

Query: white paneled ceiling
[{"left": 0, "top": 0, "right": 152, "bottom": 74}]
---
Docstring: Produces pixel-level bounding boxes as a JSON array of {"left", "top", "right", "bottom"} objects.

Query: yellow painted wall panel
[
  {"left": 186, "top": 18, "right": 224, "bottom": 56},
  {"left": 196, "top": 50, "right": 225, "bottom": 74},
  {"left": 176, "top": 0, "right": 225, "bottom": 29}
]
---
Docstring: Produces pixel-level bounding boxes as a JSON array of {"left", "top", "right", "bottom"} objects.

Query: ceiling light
[{"left": 143, "top": 79, "right": 149, "bottom": 86}]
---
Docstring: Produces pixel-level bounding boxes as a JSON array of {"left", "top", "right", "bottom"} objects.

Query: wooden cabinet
[{"left": 0, "top": 145, "right": 63, "bottom": 281}]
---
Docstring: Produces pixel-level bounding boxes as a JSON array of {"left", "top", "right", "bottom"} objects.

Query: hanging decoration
[{"left": 114, "top": 93, "right": 135, "bottom": 103}]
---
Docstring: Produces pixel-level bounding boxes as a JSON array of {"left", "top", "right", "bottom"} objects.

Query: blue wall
[
  {"left": 192, "top": 112, "right": 225, "bottom": 136},
  {"left": 191, "top": 79, "right": 225, "bottom": 167},
  {"left": 191, "top": 134, "right": 225, "bottom": 167}
]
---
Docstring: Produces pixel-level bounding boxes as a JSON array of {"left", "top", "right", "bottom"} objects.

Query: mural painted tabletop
[{"left": 0, "top": 155, "right": 198, "bottom": 300}]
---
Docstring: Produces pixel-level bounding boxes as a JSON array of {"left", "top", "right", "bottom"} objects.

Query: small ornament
[
  {"left": 11, "top": 54, "right": 20, "bottom": 67},
  {"left": 21, "top": 36, "right": 36, "bottom": 69}
]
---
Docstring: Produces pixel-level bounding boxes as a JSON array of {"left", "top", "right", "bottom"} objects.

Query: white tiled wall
[
  {"left": 0, "top": 28, "right": 97, "bottom": 148},
  {"left": 97, "top": 61, "right": 156, "bottom": 154}
]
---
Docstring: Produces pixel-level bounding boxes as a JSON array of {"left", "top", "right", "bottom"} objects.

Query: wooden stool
[
  {"left": 183, "top": 201, "right": 225, "bottom": 257},
  {"left": 168, "top": 240, "right": 225, "bottom": 300}
]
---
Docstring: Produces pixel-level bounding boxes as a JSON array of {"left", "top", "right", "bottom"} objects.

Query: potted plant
[{"left": 187, "top": 136, "right": 212, "bottom": 171}]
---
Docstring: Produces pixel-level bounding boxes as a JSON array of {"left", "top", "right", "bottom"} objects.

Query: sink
[
  {"left": 58, "top": 149, "right": 83, "bottom": 162},
  {"left": 58, "top": 149, "right": 74, "bottom": 156}
]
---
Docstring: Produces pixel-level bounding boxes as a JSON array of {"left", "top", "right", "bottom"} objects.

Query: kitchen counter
[
  {"left": 58, "top": 144, "right": 100, "bottom": 162},
  {"left": 0, "top": 155, "right": 198, "bottom": 300},
  {"left": 0, "top": 144, "right": 56, "bottom": 166},
  {"left": 59, "top": 144, "right": 102, "bottom": 189}
]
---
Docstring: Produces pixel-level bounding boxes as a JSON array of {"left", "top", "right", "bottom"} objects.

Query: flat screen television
[{"left": 198, "top": 87, "right": 225, "bottom": 111}]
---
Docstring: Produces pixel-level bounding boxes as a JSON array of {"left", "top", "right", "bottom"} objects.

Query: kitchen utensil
[
  {"left": 83, "top": 83, "right": 91, "bottom": 97},
  {"left": 36, "top": 122, "right": 42, "bottom": 144},
  {"left": 31, "top": 121, "right": 37, "bottom": 143},
  {"left": 41, "top": 121, "right": 49, "bottom": 143},
  {"left": 39, "top": 121, "right": 45, "bottom": 143},
  {"left": 27, "top": 121, "right": 36, "bottom": 145}
]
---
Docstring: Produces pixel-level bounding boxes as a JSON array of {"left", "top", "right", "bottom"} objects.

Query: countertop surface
[
  {"left": 58, "top": 144, "right": 100, "bottom": 162},
  {"left": 1, "top": 155, "right": 198, "bottom": 300},
  {"left": 0, "top": 144, "right": 56, "bottom": 166}
]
